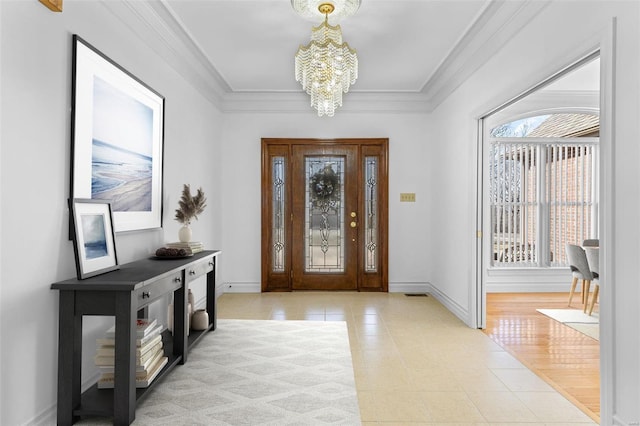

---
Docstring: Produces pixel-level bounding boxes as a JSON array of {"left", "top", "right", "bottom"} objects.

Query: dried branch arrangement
[{"left": 174, "top": 184, "right": 207, "bottom": 225}]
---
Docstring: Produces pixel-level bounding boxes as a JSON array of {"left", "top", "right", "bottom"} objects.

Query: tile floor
[{"left": 217, "top": 292, "right": 598, "bottom": 425}]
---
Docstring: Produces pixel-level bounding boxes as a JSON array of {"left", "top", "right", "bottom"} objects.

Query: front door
[{"left": 261, "top": 138, "right": 388, "bottom": 292}]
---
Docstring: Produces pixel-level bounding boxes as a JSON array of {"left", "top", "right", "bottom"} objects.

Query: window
[{"left": 489, "top": 113, "right": 599, "bottom": 267}]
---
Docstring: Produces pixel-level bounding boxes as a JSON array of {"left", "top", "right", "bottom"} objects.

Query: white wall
[
  {"left": 428, "top": 1, "right": 639, "bottom": 424},
  {"left": 0, "top": 1, "right": 223, "bottom": 424},
  {"left": 219, "top": 112, "right": 431, "bottom": 293},
  {"left": 3, "top": 0, "right": 639, "bottom": 425}
]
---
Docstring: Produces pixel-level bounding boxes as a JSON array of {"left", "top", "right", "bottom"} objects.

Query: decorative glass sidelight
[
  {"left": 364, "top": 156, "right": 378, "bottom": 272},
  {"left": 305, "top": 157, "right": 345, "bottom": 272},
  {"left": 272, "top": 157, "right": 286, "bottom": 272}
]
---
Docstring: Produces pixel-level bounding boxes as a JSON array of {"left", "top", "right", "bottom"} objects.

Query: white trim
[
  {"left": 25, "top": 371, "right": 101, "bottom": 426},
  {"left": 388, "top": 282, "right": 430, "bottom": 294},
  {"left": 486, "top": 267, "right": 569, "bottom": 293},
  {"left": 222, "top": 282, "right": 261, "bottom": 293},
  {"left": 612, "top": 414, "right": 635, "bottom": 426},
  {"left": 473, "top": 20, "right": 615, "bottom": 425},
  {"left": 98, "top": 0, "right": 550, "bottom": 115},
  {"left": 24, "top": 404, "right": 55, "bottom": 426},
  {"left": 597, "top": 18, "right": 615, "bottom": 426},
  {"left": 486, "top": 283, "right": 568, "bottom": 293},
  {"left": 485, "top": 91, "right": 600, "bottom": 130},
  {"left": 474, "top": 119, "right": 484, "bottom": 329},
  {"left": 428, "top": 284, "right": 471, "bottom": 327},
  {"left": 422, "top": 0, "right": 550, "bottom": 110},
  {"left": 100, "top": 0, "right": 227, "bottom": 108},
  {"left": 221, "top": 91, "right": 432, "bottom": 114},
  {"left": 220, "top": 281, "right": 431, "bottom": 294}
]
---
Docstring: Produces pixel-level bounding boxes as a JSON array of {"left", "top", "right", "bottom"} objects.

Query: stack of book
[
  {"left": 165, "top": 241, "right": 204, "bottom": 254},
  {"left": 95, "top": 319, "right": 168, "bottom": 389}
]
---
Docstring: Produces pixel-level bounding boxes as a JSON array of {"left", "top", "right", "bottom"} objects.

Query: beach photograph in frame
[
  {"left": 70, "top": 199, "right": 119, "bottom": 279},
  {"left": 70, "top": 35, "right": 164, "bottom": 233}
]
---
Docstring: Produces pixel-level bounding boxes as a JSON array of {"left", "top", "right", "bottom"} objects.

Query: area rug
[
  {"left": 537, "top": 308, "right": 599, "bottom": 341},
  {"left": 89, "top": 319, "right": 361, "bottom": 425}
]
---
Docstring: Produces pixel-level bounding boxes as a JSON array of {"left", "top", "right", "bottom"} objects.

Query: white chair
[
  {"left": 584, "top": 247, "right": 600, "bottom": 315},
  {"left": 565, "top": 244, "right": 593, "bottom": 308}
]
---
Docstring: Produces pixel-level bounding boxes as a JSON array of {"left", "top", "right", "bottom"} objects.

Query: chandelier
[{"left": 293, "top": 1, "right": 359, "bottom": 117}]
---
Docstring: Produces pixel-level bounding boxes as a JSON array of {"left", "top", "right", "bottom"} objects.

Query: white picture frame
[
  {"left": 70, "top": 35, "right": 164, "bottom": 233},
  {"left": 69, "top": 199, "right": 119, "bottom": 279}
]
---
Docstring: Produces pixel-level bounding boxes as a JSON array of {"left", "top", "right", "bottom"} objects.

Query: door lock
[{"left": 350, "top": 221, "right": 357, "bottom": 228}]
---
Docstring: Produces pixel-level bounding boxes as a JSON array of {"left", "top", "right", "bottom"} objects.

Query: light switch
[{"left": 400, "top": 193, "right": 416, "bottom": 202}]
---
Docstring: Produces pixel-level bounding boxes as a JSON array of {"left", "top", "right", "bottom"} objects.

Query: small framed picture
[{"left": 69, "top": 199, "right": 119, "bottom": 279}]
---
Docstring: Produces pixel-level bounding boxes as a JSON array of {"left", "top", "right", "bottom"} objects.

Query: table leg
[
  {"left": 113, "top": 292, "right": 136, "bottom": 426},
  {"left": 174, "top": 275, "right": 187, "bottom": 364},
  {"left": 57, "top": 291, "right": 82, "bottom": 425},
  {"left": 206, "top": 258, "right": 217, "bottom": 331}
]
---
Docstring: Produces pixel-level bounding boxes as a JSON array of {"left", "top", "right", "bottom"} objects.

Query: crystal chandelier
[{"left": 293, "top": 2, "right": 359, "bottom": 117}]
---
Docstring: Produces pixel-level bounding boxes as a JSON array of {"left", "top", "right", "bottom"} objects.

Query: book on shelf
[
  {"left": 95, "top": 333, "right": 162, "bottom": 357},
  {"left": 97, "top": 349, "right": 164, "bottom": 374},
  {"left": 96, "top": 323, "right": 163, "bottom": 348},
  {"left": 165, "top": 241, "right": 204, "bottom": 253},
  {"left": 94, "top": 340, "right": 163, "bottom": 367},
  {"left": 105, "top": 318, "right": 158, "bottom": 339},
  {"left": 97, "top": 355, "right": 168, "bottom": 389}
]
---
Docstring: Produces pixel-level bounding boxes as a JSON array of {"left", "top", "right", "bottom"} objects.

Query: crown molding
[
  {"left": 485, "top": 90, "right": 599, "bottom": 128},
  {"left": 421, "top": 0, "right": 552, "bottom": 110},
  {"left": 100, "top": 0, "right": 547, "bottom": 115},
  {"left": 220, "top": 91, "right": 432, "bottom": 114},
  {"left": 101, "top": 0, "right": 229, "bottom": 108}
]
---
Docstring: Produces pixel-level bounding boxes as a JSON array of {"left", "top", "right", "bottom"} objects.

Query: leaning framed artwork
[
  {"left": 69, "top": 199, "right": 119, "bottom": 279},
  {"left": 70, "top": 35, "right": 164, "bottom": 233}
]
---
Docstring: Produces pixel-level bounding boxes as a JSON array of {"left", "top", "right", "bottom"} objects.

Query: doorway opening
[
  {"left": 477, "top": 54, "right": 601, "bottom": 422},
  {"left": 261, "top": 138, "right": 388, "bottom": 292}
]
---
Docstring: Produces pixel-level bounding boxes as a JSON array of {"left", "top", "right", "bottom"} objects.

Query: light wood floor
[{"left": 484, "top": 292, "right": 600, "bottom": 423}]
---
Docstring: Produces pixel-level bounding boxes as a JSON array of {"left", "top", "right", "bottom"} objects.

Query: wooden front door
[{"left": 261, "top": 138, "right": 388, "bottom": 292}]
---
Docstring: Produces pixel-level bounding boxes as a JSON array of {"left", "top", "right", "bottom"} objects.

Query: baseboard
[
  {"left": 486, "top": 283, "right": 569, "bottom": 292},
  {"left": 222, "top": 282, "right": 261, "bottom": 293},
  {"left": 220, "top": 282, "right": 431, "bottom": 294},
  {"left": 26, "top": 372, "right": 101, "bottom": 426},
  {"left": 26, "top": 403, "right": 56, "bottom": 426},
  {"left": 613, "top": 414, "right": 639, "bottom": 426},
  {"left": 388, "top": 282, "right": 431, "bottom": 294},
  {"left": 427, "top": 285, "right": 471, "bottom": 326}
]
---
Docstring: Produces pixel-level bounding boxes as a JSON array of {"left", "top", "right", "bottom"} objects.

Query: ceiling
[
  {"left": 105, "top": 0, "right": 552, "bottom": 112},
  {"left": 164, "top": 0, "right": 488, "bottom": 93}
]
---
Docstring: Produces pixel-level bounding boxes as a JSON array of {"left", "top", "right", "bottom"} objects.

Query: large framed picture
[
  {"left": 69, "top": 199, "right": 119, "bottom": 279},
  {"left": 71, "top": 35, "right": 164, "bottom": 233}
]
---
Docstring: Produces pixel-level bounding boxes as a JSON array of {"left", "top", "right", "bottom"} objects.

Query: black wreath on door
[{"left": 309, "top": 164, "right": 340, "bottom": 202}]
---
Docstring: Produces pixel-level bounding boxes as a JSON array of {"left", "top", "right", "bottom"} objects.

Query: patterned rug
[{"left": 80, "top": 320, "right": 361, "bottom": 425}]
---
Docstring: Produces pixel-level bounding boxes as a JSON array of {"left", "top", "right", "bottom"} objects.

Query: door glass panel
[
  {"left": 305, "top": 157, "right": 345, "bottom": 272},
  {"left": 272, "top": 156, "right": 286, "bottom": 272},
  {"left": 364, "top": 156, "right": 378, "bottom": 272}
]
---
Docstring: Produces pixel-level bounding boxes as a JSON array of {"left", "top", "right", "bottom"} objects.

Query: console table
[{"left": 51, "top": 250, "right": 221, "bottom": 425}]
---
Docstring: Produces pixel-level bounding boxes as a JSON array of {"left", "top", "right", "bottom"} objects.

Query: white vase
[
  {"left": 167, "top": 302, "right": 192, "bottom": 335},
  {"left": 191, "top": 309, "right": 209, "bottom": 331},
  {"left": 167, "top": 303, "right": 173, "bottom": 333},
  {"left": 188, "top": 289, "right": 195, "bottom": 307},
  {"left": 178, "top": 224, "right": 192, "bottom": 243}
]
